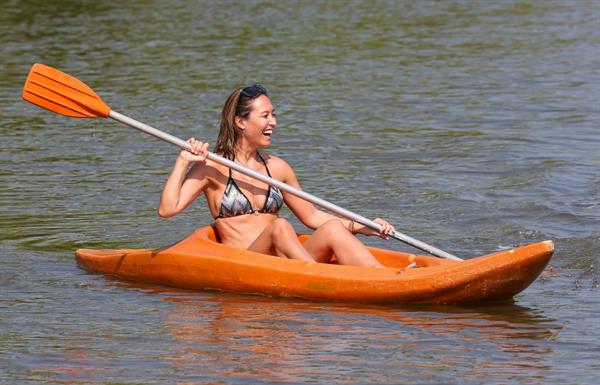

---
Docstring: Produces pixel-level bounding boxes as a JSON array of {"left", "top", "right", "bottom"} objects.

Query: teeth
[{"left": 264, "top": 130, "right": 272, "bottom": 135}]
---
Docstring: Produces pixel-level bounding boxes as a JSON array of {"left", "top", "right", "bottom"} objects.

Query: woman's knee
[
  {"left": 272, "top": 217, "right": 296, "bottom": 238},
  {"left": 317, "top": 219, "right": 347, "bottom": 237},
  {"left": 269, "top": 218, "right": 312, "bottom": 261}
]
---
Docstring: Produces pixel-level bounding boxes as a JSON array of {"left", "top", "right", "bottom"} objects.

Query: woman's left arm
[{"left": 276, "top": 158, "right": 395, "bottom": 239}]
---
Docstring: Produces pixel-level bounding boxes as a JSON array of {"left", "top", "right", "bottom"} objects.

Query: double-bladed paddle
[{"left": 22, "top": 63, "right": 462, "bottom": 261}]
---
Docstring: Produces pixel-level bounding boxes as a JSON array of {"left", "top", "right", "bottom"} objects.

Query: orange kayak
[{"left": 75, "top": 225, "right": 553, "bottom": 304}]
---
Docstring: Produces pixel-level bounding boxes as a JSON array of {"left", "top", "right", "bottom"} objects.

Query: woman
[{"left": 158, "top": 85, "right": 395, "bottom": 266}]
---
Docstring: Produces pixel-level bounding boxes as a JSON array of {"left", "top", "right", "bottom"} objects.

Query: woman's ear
[{"left": 234, "top": 116, "right": 245, "bottom": 131}]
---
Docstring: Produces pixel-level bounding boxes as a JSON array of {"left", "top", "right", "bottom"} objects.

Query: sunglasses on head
[{"left": 241, "top": 84, "right": 268, "bottom": 98}]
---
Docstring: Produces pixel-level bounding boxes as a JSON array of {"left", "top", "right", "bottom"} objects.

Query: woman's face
[{"left": 237, "top": 95, "right": 277, "bottom": 148}]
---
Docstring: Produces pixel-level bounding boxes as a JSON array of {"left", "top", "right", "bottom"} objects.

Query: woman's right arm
[{"left": 158, "top": 139, "right": 210, "bottom": 218}]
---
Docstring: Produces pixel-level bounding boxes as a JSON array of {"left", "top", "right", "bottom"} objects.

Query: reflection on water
[
  {"left": 31, "top": 284, "right": 561, "bottom": 384},
  {"left": 160, "top": 295, "right": 561, "bottom": 384}
]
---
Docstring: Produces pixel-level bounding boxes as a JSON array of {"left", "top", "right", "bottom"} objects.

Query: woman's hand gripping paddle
[{"left": 22, "top": 63, "right": 462, "bottom": 261}]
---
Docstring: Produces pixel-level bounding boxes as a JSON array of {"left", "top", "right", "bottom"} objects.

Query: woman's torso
[{"left": 202, "top": 153, "right": 284, "bottom": 249}]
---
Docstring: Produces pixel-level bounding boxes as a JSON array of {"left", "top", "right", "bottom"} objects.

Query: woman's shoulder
[
  {"left": 261, "top": 153, "right": 292, "bottom": 171},
  {"left": 189, "top": 157, "right": 228, "bottom": 180}
]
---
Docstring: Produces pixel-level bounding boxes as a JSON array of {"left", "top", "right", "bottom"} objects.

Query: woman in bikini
[{"left": 158, "top": 85, "right": 395, "bottom": 267}]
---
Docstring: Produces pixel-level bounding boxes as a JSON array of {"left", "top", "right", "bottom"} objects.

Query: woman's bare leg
[
  {"left": 247, "top": 218, "right": 315, "bottom": 262},
  {"left": 247, "top": 218, "right": 382, "bottom": 267},
  {"left": 302, "top": 220, "right": 383, "bottom": 267}
]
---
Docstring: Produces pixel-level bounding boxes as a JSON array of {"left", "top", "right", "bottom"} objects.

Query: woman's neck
[{"left": 234, "top": 143, "right": 259, "bottom": 165}]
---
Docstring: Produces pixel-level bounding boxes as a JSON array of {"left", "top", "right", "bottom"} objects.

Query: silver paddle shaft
[{"left": 109, "top": 110, "right": 462, "bottom": 261}]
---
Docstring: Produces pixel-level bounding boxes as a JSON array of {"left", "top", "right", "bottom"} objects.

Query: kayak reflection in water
[{"left": 158, "top": 85, "right": 394, "bottom": 267}]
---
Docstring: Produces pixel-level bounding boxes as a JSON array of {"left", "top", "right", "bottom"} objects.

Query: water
[{"left": 1, "top": 0, "right": 599, "bottom": 383}]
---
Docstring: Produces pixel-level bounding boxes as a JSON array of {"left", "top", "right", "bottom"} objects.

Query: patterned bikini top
[{"left": 214, "top": 153, "right": 284, "bottom": 219}]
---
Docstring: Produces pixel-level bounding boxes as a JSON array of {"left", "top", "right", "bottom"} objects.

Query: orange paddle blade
[{"left": 22, "top": 63, "right": 110, "bottom": 118}]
